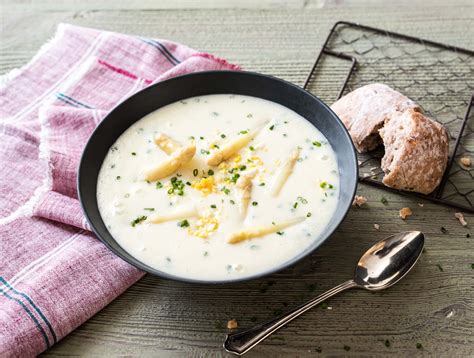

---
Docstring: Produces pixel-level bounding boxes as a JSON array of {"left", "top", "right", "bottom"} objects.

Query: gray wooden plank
[{"left": 2, "top": 0, "right": 473, "bottom": 11}]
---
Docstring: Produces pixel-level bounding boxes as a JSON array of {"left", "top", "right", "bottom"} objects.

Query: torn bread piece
[
  {"left": 352, "top": 195, "right": 367, "bottom": 207},
  {"left": 270, "top": 148, "right": 300, "bottom": 196},
  {"left": 227, "top": 319, "right": 238, "bottom": 329},
  {"left": 379, "top": 109, "right": 449, "bottom": 194},
  {"left": 454, "top": 212, "right": 468, "bottom": 227},
  {"left": 154, "top": 133, "right": 183, "bottom": 155},
  {"left": 399, "top": 207, "right": 412, "bottom": 220},
  {"left": 227, "top": 217, "right": 305, "bottom": 244},
  {"left": 460, "top": 157, "right": 471, "bottom": 167},
  {"left": 235, "top": 169, "right": 257, "bottom": 218},
  {"left": 331, "top": 84, "right": 420, "bottom": 153},
  {"left": 144, "top": 144, "right": 196, "bottom": 181},
  {"left": 146, "top": 207, "right": 198, "bottom": 224},
  {"left": 207, "top": 123, "right": 266, "bottom": 166}
]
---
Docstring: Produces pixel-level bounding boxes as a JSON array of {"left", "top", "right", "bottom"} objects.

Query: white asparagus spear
[
  {"left": 207, "top": 133, "right": 253, "bottom": 166},
  {"left": 144, "top": 144, "right": 196, "bottom": 181},
  {"left": 146, "top": 207, "right": 198, "bottom": 224},
  {"left": 206, "top": 122, "right": 267, "bottom": 166},
  {"left": 269, "top": 148, "right": 300, "bottom": 196},
  {"left": 235, "top": 169, "right": 257, "bottom": 218},
  {"left": 227, "top": 217, "right": 305, "bottom": 244},
  {"left": 154, "top": 133, "right": 183, "bottom": 155}
]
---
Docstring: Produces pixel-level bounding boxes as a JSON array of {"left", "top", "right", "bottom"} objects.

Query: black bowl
[{"left": 78, "top": 70, "right": 358, "bottom": 284}]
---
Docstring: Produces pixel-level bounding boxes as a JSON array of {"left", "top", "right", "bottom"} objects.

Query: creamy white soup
[{"left": 97, "top": 94, "right": 339, "bottom": 280}]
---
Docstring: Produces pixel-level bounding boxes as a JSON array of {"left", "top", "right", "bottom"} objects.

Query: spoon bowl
[{"left": 355, "top": 231, "right": 425, "bottom": 291}]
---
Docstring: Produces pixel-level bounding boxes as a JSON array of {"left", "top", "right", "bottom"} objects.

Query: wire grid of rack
[{"left": 304, "top": 21, "right": 474, "bottom": 213}]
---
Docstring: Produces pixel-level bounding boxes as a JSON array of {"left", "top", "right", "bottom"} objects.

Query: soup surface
[{"left": 97, "top": 94, "right": 339, "bottom": 280}]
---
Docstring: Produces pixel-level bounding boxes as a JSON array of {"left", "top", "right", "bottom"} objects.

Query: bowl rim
[{"left": 77, "top": 70, "right": 358, "bottom": 284}]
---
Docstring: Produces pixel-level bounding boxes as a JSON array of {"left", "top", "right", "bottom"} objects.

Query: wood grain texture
[{"left": 1, "top": 0, "right": 473, "bottom": 356}]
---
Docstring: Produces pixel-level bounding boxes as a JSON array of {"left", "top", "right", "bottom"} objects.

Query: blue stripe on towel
[
  {"left": 0, "top": 284, "right": 50, "bottom": 349},
  {"left": 139, "top": 38, "right": 179, "bottom": 65},
  {"left": 56, "top": 92, "right": 93, "bottom": 109},
  {"left": 0, "top": 277, "right": 57, "bottom": 344}
]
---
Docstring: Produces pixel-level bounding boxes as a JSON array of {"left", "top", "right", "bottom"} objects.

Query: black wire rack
[{"left": 304, "top": 21, "right": 474, "bottom": 213}]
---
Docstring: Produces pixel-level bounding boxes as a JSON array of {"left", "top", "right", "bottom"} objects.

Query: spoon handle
[{"left": 224, "top": 279, "right": 358, "bottom": 355}]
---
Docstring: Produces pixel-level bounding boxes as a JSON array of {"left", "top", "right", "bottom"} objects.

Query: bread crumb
[
  {"left": 374, "top": 223, "right": 380, "bottom": 230},
  {"left": 352, "top": 195, "right": 367, "bottom": 207},
  {"left": 460, "top": 157, "right": 471, "bottom": 167},
  {"left": 455, "top": 212, "right": 468, "bottom": 227},
  {"left": 399, "top": 207, "right": 413, "bottom": 220},
  {"left": 227, "top": 319, "right": 238, "bottom": 329}
]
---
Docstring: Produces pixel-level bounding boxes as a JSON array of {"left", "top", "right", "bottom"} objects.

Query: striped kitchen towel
[{"left": 0, "top": 23, "right": 240, "bottom": 357}]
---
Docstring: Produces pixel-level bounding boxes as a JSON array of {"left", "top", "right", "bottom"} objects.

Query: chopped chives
[
  {"left": 177, "top": 219, "right": 190, "bottom": 228},
  {"left": 297, "top": 196, "right": 308, "bottom": 204},
  {"left": 230, "top": 173, "right": 240, "bottom": 183},
  {"left": 131, "top": 215, "right": 147, "bottom": 227}
]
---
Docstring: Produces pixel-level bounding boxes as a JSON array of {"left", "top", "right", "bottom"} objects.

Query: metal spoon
[{"left": 224, "top": 231, "right": 424, "bottom": 355}]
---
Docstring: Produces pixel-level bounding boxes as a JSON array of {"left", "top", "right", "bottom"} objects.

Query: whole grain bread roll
[
  {"left": 379, "top": 109, "right": 449, "bottom": 194},
  {"left": 331, "top": 83, "right": 420, "bottom": 153}
]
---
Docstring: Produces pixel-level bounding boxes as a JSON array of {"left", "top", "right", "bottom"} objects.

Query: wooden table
[{"left": 2, "top": 1, "right": 473, "bottom": 356}]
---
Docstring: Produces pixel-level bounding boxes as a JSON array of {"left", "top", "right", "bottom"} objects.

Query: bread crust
[
  {"left": 379, "top": 109, "right": 449, "bottom": 194},
  {"left": 331, "top": 83, "right": 420, "bottom": 153}
]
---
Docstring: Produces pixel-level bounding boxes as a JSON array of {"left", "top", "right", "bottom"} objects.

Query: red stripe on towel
[{"left": 98, "top": 59, "right": 153, "bottom": 84}]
